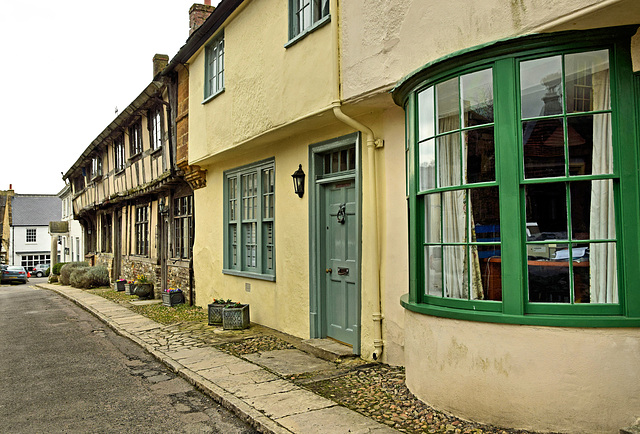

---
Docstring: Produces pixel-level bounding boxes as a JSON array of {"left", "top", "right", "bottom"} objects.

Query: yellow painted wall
[
  {"left": 188, "top": 0, "right": 335, "bottom": 166},
  {"left": 405, "top": 311, "right": 640, "bottom": 433}
]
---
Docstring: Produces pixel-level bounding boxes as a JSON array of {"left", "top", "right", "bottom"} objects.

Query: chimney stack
[
  {"left": 189, "top": 2, "right": 215, "bottom": 36},
  {"left": 153, "top": 53, "right": 170, "bottom": 78}
]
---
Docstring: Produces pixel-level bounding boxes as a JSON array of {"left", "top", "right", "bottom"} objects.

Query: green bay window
[
  {"left": 224, "top": 159, "right": 275, "bottom": 280},
  {"left": 394, "top": 27, "right": 640, "bottom": 326}
]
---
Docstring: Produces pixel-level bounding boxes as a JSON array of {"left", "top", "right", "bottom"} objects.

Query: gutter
[{"left": 329, "top": 0, "right": 385, "bottom": 361}]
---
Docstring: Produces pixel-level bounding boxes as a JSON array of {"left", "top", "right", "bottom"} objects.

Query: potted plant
[
  {"left": 114, "top": 278, "right": 126, "bottom": 292},
  {"left": 162, "top": 287, "right": 184, "bottom": 307},
  {"left": 208, "top": 299, "right": 231, "bottom": 325},
  {"left": 133, "top": 274, "right": 154, "bottom": 299},
  {"left": 124, "top": 280, "right": 135, "bottom": 295},
  {"left": 222, "top": 302, "right": 250, "bottom": 330}
]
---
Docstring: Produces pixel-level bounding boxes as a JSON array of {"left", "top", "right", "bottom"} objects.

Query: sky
[{"left": 0, "top": 0, "right": 219, "bottom": 195}]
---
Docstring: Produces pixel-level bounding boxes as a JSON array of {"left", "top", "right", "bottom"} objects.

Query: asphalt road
[{"left": 0, "top": 280, "right": 258, "bottom": 433}]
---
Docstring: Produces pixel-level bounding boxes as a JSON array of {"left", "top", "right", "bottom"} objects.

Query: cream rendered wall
[
  {"left": 340, "top": 0, "right": 639, "bottom": 101},
  {"left": 188, "top": 0, "right": 335, "bottom": 166},
  {"left": 405, "top": 311, "right": 640, "bottom": 433}
]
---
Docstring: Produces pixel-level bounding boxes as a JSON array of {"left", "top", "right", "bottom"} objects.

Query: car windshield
[{"left": 7, "top": 266, "right": 24, "bottom": 271}]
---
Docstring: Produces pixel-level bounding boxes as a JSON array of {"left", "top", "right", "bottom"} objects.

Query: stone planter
[
  {"left": 124, "top": 283, "right": 135, "bottom": 295},
  {"left": 222, "top": 304, "right": 250, "bottom": 330},
  {"left": 208, "top": 303, "right": 226, "bottom": 325},
  {"left": 162, "top": 291, "right": 184, "bottom": 307},
  {"left": 114, "top": 280, "right": 125, "bottom": 292},
  {"left": 133, "top": 283, "right": 154, "bottom": 299}
]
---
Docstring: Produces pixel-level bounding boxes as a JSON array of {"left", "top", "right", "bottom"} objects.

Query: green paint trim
[{"left": 401, "top": 294, "right": 640, "bottom": 327}]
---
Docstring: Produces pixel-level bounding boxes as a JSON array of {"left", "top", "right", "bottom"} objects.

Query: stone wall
[
  {"left": 94, "top": 253, "right": 114, "bottom": 279},
  {"left": 121, "top": 257, "right": 161, "bottom": 298},
  {"left": 167, "top": 261, "right": 193, "bottom": 303}
]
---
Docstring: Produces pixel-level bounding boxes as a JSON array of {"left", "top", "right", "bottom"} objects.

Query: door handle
[{"left": 325, "top": 268, "right": 332, "bottom": 273}]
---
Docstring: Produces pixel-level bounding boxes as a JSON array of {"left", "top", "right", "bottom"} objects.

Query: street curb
[{"left": 36, "top": 284, "right": 291, "bottom": 434}]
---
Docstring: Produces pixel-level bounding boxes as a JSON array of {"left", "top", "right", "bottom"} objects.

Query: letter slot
[{"left": 337, "top": 267, "right": 349, "bottom": 276}]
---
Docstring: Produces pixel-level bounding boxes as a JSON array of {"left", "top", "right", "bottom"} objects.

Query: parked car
[
  {"left": 1, "top": 266, "right": 29, "bottom": 284},
  {"left": 30, "top": 263, "right": 50, "bottom": 278}
]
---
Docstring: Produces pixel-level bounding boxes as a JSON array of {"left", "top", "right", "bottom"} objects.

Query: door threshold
[{"left": 300, "top": 338, "right": 358, "bottom": 362}]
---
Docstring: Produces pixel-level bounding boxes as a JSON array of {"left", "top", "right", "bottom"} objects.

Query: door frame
[{"left": 308, "top": 132, "right": 362, "bottom": 354}]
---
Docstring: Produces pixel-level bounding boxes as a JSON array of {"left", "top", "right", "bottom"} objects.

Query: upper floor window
[
  {"left": 173, "top": 195, "right": 193, "bottom": 260},
  {"left": 149, "top": 107, "right": 163, "bottom": 151},
  {"left": 26, "top": 228, "right": 36, "bottom": 243},
  {"left": 129, "top": 120, "right": 142, "bottom": 157},
  {"left": 205, "top": 33, "right": 224, "bottom": 100},
  {"left": 91, "top": 155, "right": 102, "bottom": 180},
  {"left": 394, "top": 28, "right": 640, "bottom": 326},
  {"left": 224, "top": 159, "right": 275, "bottom": 280},
  {"left": 114, "top": 134, "right": 125, "bottom": 172},
  {"left": 289, "top": 0, "right": 329, "bottom": 40}
]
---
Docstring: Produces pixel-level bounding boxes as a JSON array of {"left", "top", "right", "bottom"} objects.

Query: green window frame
[
  {"left": 287, "top": 0, "right": 330, "bottom": 44},
  {"left": 204, "top": 32, "right": 224, "bottom": 101},
  {"left": 223, "top": 159, "right": 275, "bottom": 281},
  {"left": 394, "top": 27, "right": 640, "bottom": 327}
]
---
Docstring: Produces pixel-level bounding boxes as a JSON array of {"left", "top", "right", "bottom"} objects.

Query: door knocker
[{"left": 337, "top": 204, "right": 346, "bottom": 224}]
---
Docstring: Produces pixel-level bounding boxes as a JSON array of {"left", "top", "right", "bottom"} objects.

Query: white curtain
[{"left": 589, "top": 70, "right": 617, "bottom": 303}]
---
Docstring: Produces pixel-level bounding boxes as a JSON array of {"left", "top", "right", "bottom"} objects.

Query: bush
[
  {"left": 48, "top": 274, "right": 58, "bottom": 283},
  {"left": 59, "top": 262, "right": 89, "bottom": 285},
  {"left": 52, "top": 262, "right": 68, "bottom": 276},
  {"left": 69, "top": 266, "right": 110, "bottom": 289},
  {"left": 45, "top": 267, "right": 50, "bottom": 277}
]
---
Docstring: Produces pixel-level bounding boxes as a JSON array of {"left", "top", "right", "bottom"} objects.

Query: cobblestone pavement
[{"left": 134, "top": 321, "right": 536, "bottom": 434}]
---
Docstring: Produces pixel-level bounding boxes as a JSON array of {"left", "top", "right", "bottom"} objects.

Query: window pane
[
  {"left": 520, "top": 55, "right": 563, "bottom": 118},
  {"left": 419, "top": 139, "right": 435, "bottom": 190},
  {"left": 437, "top": 78, "right": 460, "bottom": 133},
  {"left": 567, "top": 114, "right": 612, "bottom": 176},
  {"left": 523, "top": 118, "right": 565, "bottom": 178},
  {"left": 348, "top": 147, "right": 356, "bottom": 170},
  {"left": 442, "top": 190, "right": 466, "bottom": 243},
  {"left": 464, "top": 127, "right": 495, "bottom": 183},
  {"left": 443, "top": 245, "right": 468, "bottom": 299},
  {"left": 588, "top": 242, "right": 618, "bottom": 303},
  {"left": 438, "top": 132, "right": 461, "bottom": 187},
  {"left": 424, "top": 193, "right": 441, "bottom": 244},
  {"left": 565, "top": 49, "right": 609, "bottom": 113},
  {"left": 526, "top": 183, "right": 568, "bottom": 241},
  {"left": 418, "top": 87, "right": 435, "bottom": 140},
  {"left": 470, "top": 187, "right": 500, "bottom": 243},
  {"left": 528, "top": 251, "right": 570, "bottom": 303},
  {"left": 571, "top": 179, "right": 615, "bottom": 241},
  {"left": 461, "top": 68, "right": 494, "bottom": 127},
  {"left": 478, "top": 245, "right": 501, "bottom": 301},
  {"left": 425, "top": 245, "right": 442, "bottom": 296}
]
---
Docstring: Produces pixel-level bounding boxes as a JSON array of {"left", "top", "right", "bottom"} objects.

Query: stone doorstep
[
  {"left": 130, "top": 299, "right": 163, "bottom": 306},
  {"left": 300, "top": 338, "right": 356, "bottom": 362}
]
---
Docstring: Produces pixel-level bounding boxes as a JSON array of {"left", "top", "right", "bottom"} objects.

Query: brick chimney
[
  {"left": 189, "top": 1, "right": 215, "bottom": 36},
  {"left": 153, "top": 54, "right": 169, "bottom": 77}
]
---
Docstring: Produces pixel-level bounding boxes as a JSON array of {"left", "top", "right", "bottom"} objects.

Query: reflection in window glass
[
  {"left": 419, "top": 139, "right": 435, "bottom": 191},
  {"left": 565, "top": 49, "right": 610, "bottom": 113},
  {"left": 437, "top": 78, "right": 460, "bottom": 133},
  {"left": 520, "top": 55, "right": 563, "bottom": 119},
  {"left": 465, "top": 127, "right": 495, "bottom": 183},
  {"left": 425, "top": 245, "right": 442, "bottom": 296},
  {"left": 523, "top": 119, "right": 565, "bottom": 179},
  {"left": 424, "top": 193, "right": 441, "bottom": 244},
  {"left": 418, "top": 87, "right": 435, "bottom": 141},
  {"left": 461, "top": 68, "right": 494, "bottom": 127},
  {"left": 567, "top": 114, "right": 612, "bottom": 176}
]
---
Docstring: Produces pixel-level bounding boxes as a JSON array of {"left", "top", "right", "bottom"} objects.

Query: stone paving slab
[{"left": 36, "top": 283, "right": 398, "bottom": 434}]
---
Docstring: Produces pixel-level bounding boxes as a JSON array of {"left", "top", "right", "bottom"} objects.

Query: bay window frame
[{"left": 396, "top": 27, "right": 640, "bottom": 326}]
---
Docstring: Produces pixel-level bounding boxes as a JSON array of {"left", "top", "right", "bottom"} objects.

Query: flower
[
  {"left": 164, "top": 287, "right": 182, "bottom": 293},
  {"left": 135, "top": 274, "right": 152, "bottom": 284},
  {"left": 117, "top": 278, "right": 126, "bottom": 282}
]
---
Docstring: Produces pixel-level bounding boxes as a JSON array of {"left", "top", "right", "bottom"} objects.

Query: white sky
[{"left": 0, "top": 1, "right": 218, "bottom": 195}]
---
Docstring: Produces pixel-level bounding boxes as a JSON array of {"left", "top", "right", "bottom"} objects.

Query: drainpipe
[{"left": 330, "top": 0, "right": 384, "bottom": 361}]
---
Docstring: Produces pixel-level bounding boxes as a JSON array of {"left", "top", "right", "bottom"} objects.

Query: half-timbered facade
[{"left": 63, "top": 57, "right": 198, "bottom": 301}]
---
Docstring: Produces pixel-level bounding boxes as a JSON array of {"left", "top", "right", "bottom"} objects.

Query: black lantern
[{"left": 292, "top": 164, "right": 305, "bottom": 198}]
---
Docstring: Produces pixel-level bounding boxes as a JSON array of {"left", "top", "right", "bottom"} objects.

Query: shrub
[
  {"left": 45, "top": 267, "right": 50, "bottom": 277},
  {"left": 52, "top": 262, "right": 68, "bottom": 276},
  {"left": 69, "top": 266, "right": 110, "bottom": 289},
  {"left": 59, "top": 262, "right": 89, "bottom": 286},
  {"left": 48, "top": 274, "right": 58, "bottom": 283}
]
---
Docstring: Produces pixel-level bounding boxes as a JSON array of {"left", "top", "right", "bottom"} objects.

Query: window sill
[
  {"left": 285, "top": 15, "right": 331, "bottom": 49},
  {"left": 202, "top": 88, "right": 225, "bottom": 105},
  {"left": 129, "top": 152, "right": 142, "bottom": 161},
  {"left": 150, "top": 146, "right": 162, "bottom": 156},
  {"left": 400, "top": 294, "right": 640, "bottom": 327},
  {"left": 115, "top": 168, "right": 125, "bottom": 176},
  {"left": 223, "top": 269, "right": 275, "bottom": 282}
]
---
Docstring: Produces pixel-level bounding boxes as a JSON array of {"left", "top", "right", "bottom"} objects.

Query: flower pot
[
  {"left": 124, "top": 283, "right": 135, "bottom": 295},
  {"left": 115, "top": 280, "right": 125, "bottom": 291},
  {"left": 222, "top": 304, "right": 250, "bottom": 330},
  {"left": 208, "top": 303, "right": 226, "bottom": 325},
  {"left": 162, "top": 292, "right": 184, "bottom": 307},
  {"left": 133, "top": 283, "right": 154, "bottom": 299}
]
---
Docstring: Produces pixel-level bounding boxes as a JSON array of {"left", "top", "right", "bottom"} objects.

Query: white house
[
  {"left": 57, "top": 185, "right": 84, "bottom": 263},
  {"left": 9, "top": 194, "right": 61, "bottom": 268}
]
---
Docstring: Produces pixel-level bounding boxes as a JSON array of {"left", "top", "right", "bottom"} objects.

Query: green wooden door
[{"left": 322, "top": 179, "right": 359, "bottom": 346}]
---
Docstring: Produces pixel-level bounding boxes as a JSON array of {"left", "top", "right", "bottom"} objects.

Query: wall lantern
[{"left": 292, "top": 164, "right": 305, "bottom": 198}]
